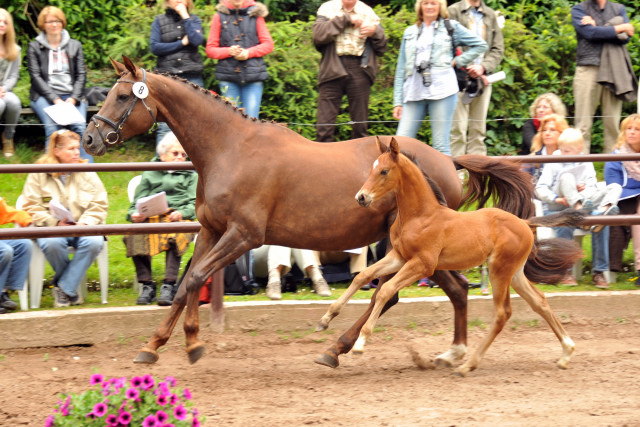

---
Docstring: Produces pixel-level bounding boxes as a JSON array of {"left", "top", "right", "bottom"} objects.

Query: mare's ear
[
  {"left": 375, "top": 136, "right": 388, "bottom": 154},
  {"left": 122, "top": 56, "right": 138, "bottom": 76},
  {"left": 389, "top": 137, "right": 400, "bottom": 160},
  {"left": 110, "top": 57, "right": 127, "bottom": 76}
]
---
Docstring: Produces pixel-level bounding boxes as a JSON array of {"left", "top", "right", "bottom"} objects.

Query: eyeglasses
[
  {"left": 171, "top": 151, "right": 187, "bottom": 158},
  {"left": 45, "top": 20, "right": 63, "bottom": 25}
]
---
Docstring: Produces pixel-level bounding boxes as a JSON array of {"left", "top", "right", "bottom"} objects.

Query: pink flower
[
  {"left": 141, "top": 374, "right": 155, "bottom": 391},
  {"left": 156, "top": 410, "right": 169, "bottom": 423},
  {"left": 164, "top": 376, "right": 177, "bottom": 387},
  {"left": 44, "top": 415, "right": 55, "bottom": 427},
  {"left": 192, "top": 418, "right": 201, "bottom": 427},
  {"left": 183, "top": 389, "right": 192, "bottom": 400},
  {"left": 125, "top": 387, "right": 140, "bottom": 400},
  {"left": 90, "top": 374, "right": 104, "bottom": 385},
  {"left": 168, "top": 393, "right": 178, "bottom": 405},
  {"left": 131, "top": 376, "right": 143, "bottom": 388},
  {"left": 173, "top": 404, "right": 187, "bottom": 421},
  {"left": 106, "top": 413, "right": 119, "bottom": 426},
  {"left": 142, "top": 415, "right": 159, "bottom": 427},
  {"left": 156, "top": 394, "right": 168, "bottom": 406},
  {"left": 118, "top": 410, "right": 132, "bottom": 425},
  {"left": 91, "top": 402, "right": 108, "bottom": 417}
]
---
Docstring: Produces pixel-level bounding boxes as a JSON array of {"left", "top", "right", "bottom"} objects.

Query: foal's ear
[
  {"left": 122, "top": 56, "right": 138, "bottom": 77},
  {"left": 389, "top": 137, "right": 400, "bottom": 159},
  {"left": 375, "top": 136, "right": 388, "bottom": 154},
  {"left": 110, "top": 57, "right": 127, "bottom": 76}
]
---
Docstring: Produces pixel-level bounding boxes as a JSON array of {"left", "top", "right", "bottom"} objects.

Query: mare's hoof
[
  {"left": 314, "top": 353, "right": 339, "bottom": 368},
  {"left": 133, "top": 348, "right": 159, "bottom": 364},
  {"left": 434, "top": 356, "right": 453, "bottom": 368},
  {"left": 187, "top": 343, "right": 206, "bottom": 365},
  {"left": 315, "top": 323, "right": 328, "bottom": 332}
]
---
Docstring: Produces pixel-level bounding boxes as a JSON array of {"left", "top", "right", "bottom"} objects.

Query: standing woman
[
  {"left": 0, "top": 8, "right": 21, "bottom": 158},
  {"left": 21, "top": 130, "right": 107, "bottom": 307},
  {"left": 206, "top": 0, "right": 274, "bottom": 119},
  {"left": 393, "top": 0, "right": 486, "bottom": 155},
  {"left": 27, "top": 6, "right": 92, "bottom": 161},
  {"left": 605, "top": 114, "right": 640, "bottom": 285},
  {"left": 150, "top": 0, "right": 205, "bottom": 146}
]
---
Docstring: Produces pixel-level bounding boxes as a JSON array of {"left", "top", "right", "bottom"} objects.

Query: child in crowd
[{"left": 535, "top": 128, "right": 622, "bottom": 289}]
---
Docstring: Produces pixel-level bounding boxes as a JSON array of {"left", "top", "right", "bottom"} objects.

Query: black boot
[
  {"left": 0, "top": 292, "right": 17, "bottom": 311},
  {"left": 157, "top": 280, "right": 176, "bottom": 306},
  {"left": 136, "top": 281, "right": 157, "bottom": 305}
]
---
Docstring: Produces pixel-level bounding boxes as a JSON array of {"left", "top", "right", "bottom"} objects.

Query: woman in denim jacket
[{"left": 393, "top": 0, "right": 486, "bottom": 155}]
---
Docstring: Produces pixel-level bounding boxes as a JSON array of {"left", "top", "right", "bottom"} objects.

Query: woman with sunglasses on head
[
  {"left": 27, "top": 6, "right": 92, "bottom": 161},
  {"left": 124, "top": 132, "right": 197, "bottom": 306}
]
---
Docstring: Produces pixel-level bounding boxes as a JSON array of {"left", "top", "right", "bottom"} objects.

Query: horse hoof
[
  {"left": 314, "top": 353, "right": 339, "bottom": 369},
  {"left": 133, "top": 349, "right": 159, "bottom": 364},
  {"left": 187, "top": 343, "right": 206, "bottom": 365},
  {"left": 434, "top": 356, "right": 453, "bottom": 368},
  {"left": 315, "top": 323, "right": 328, "bottom": 332}
]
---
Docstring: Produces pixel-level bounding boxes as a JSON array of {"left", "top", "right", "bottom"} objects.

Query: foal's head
[{"left": 355, "top": 137, "right": 404, "bottom": 207}]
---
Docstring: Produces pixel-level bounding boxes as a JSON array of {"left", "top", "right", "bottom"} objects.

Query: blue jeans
[
  {"left": 553, "top": 222, "right": 609, "bottom": 273},
  {"left": 36, "top": 236, "right": 103, "bottom": 297},
  {"left": 156, "top": 75, "right": 205, "bottom": 149},
  {"left": 30, "top": 95, "right": 93, "bottom": 162},
  {"left": 0, "top": 239, "right": 32, "bottom": 293},
  {"left": 218, "top": 81, "right": 263, "bottom": 119},
  {"left": 396, "top": 93, "right": 459, "bottom": 155},
  {"left": 0, "top": 91, "right": 22, "bottom": 139}
]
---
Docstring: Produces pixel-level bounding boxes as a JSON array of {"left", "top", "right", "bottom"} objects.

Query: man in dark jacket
[
  {"left": 571, "top": 0, "right": 635, "bottom": 153},
  {"left": 312, "top": 0, "right": 387, "bottom": 142}
]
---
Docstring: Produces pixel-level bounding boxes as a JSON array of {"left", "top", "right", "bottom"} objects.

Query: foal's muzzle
[{"left": 356, "top": 191, "right": 373, "bottom": 207}]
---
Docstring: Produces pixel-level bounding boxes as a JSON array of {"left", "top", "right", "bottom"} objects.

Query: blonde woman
[
  {"left": 605, "top": 114, "right": 640, "bottom": 284},
  {"left": 523, "top": 114, "right": 569, "bottom": 185},
  {"left": 519, "top": 92, "right": 567, "bottom": 155},
  {"left": 0, "top": 8, "right": 21, "bottom": 158},
  {"left": 21, "top": 130, "right": 107, "bottom": 307}
]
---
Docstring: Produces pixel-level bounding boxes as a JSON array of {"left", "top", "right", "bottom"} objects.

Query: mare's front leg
[
  {"left": 316, "top": 251, "right": 404, "bottom": 331},
  {"left": 352, "top": 260, "right": 426, "bottom": 355},
  {"left": 431, "top": 270, "right": 469, "bottom": 367},
  {"left": 134, "top": 229, "right": 218, "bottom": 364}
]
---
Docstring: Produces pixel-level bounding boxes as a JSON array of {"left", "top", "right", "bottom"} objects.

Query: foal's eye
[
  {"left": 117, "top": 93, "right": 129, "bottom": 101},
  {"left": 380, "top": 169, "right": 389, "bottom": 176}
]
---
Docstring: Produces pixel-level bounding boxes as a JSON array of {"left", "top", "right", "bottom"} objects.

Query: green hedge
[{"left": 6, "top": 0, "right": 640, "bottom": 154}]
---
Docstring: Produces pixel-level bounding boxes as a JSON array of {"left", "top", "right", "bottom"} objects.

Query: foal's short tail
[
  {"left": 524, "top": 209, "right": 586, "bottom": 284},
  {"left": 453, "top": 155, "right": 534, "bottom": 219}
]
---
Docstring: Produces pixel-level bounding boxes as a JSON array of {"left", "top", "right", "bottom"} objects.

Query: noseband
[{"left": 90, "top": 68, "right": 157, "bottom": 145}]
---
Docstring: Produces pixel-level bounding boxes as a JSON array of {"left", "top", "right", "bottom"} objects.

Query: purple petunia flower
[
  {"left": 131, "top": 376, "right": 143, "bottom": 388},
  {"left": 106, "top": 413, "right": 119, "bottom": 426},
  {"left": 174, "top": 404, "right": 187, "bottom": 421},
  {"left": 142, "top": 374, "right": 155, "bottom": 391},
  {"left": 92, "top": 402, "right": 108, "bottom": 418},
  {"left": 156, "top": 410, "right": 169, "bottom": 423},
  {"left": 118, "top": 410, "right": 132, "bottom": 425},
  {"left": 142, "top": 415, "right": 159, "bottom": 427},
  {"left": 183, "top": 388, "right": 192, "bottom": 400},
  {"left": 156, "top": 394, "right": 168, "bottom": 406},
  {"left": 168, "top": 393, "right": 178, "bottom": 405},
  {"left": 125, "top": 387, "right": 140, "bottom": 400},
  {"left": 90, "top": 374, "right": 104, "bottom": 385}
]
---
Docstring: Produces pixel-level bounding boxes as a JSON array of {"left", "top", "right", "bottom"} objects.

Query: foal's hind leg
[
  {"left": 509, "top": 272, "right": 575, "bottom": 369},
  {"left": 432, "top": 270, "right": 469, "bottom": 367}
]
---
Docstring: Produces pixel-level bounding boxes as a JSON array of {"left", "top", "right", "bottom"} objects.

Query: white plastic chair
[{"left": 16, "top": 195, "right": 110, "bottom": 308}]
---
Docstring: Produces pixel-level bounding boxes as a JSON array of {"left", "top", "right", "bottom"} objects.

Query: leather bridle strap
[{"left": 90, "top": 68, "right": 157, "bottom": 145}]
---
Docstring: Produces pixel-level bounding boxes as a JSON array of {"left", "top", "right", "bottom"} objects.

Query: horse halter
[{"left": 90, "top": 68, "right": 157, "bottom": 145}]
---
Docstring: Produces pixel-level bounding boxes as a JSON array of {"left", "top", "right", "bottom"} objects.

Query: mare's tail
[
  {"left": 453, "top": 155, "right": 534, "bottom": 219},
  {"left": 523, "top": 208, "right": 586, "bottom": 284}
]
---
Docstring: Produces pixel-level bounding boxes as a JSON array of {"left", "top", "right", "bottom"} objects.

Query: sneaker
[
  {"left": 68, "top": 293, "right": 84, "bottom": 306},
  {"left": 157, "top": 282, "right": 176, "bottom": 306},
  {"left": 590, "top": 205, "right": 620, "bottom": 233},
  {"left": 560, "top": 274, "right": 578, "bottom": 287},
  {"left": 136, "top": 282, "right": 157, "bottom": 305},
  {"left": 0, "top": 306, "right": 6, "bottom": 314},
  {"left": 312, "top": 277, "right": 332, "bottom": 297},
  {"left": 593, "top": 272, "right": 609, "bottom": 289},
  {"left": 0, "top": 292, "right": 18, "bottom": 311},
  {"left": 52, "top": 287, "right": 70, "bottom": 308},
  {"left": 417, "top": 278, "right": 429, "bottom": 287}
]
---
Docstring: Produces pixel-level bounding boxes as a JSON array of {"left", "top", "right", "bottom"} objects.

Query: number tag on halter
[{"left": 132, "top": 82, "right": 149, "bottom": 99}]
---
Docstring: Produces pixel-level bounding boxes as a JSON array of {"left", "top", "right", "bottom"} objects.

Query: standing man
[
  {"left": 312, "top": 0, "right": 387, "bottom": 142},
  {"left": 448, "top": 0, "right": 504, "bottom": 157},
  {"left": 571, "top": 0, "right": 635, "bottom": 153}
]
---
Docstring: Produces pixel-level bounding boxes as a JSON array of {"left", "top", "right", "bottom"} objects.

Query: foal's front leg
[
  {"left": 352, "top": 260, "right": 426, "bottom": 355},
  {"left": 316, "top": 251, "right": 404, "bottom": 331}
]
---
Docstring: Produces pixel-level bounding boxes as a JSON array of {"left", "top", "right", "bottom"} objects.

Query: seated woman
[
  {"left": 125, "top": 132, "right": 197, "bottom": 306},
  {"left": 605, "top": 114, "right": 640, "bottom": 286},
  {"left": 254, "top": 245, "right": 331, "bottom": 300},
  {"left": 0, "top": 8, "right": 21, "bottom": 158},
  {"left": 524, "top": 114, "right": 569, "bottom": 185},
  {"left": 519, "top": 92, "right": 567, "bottom": 155},
  {"left": 21, "top": 130, "right": 107, "bottom": 307},
  {"left": 27, "top": 6, "right": 92, "bottom": 161},
  {"left": 0, "top": 197, "right": 33, "bottom": 313}
]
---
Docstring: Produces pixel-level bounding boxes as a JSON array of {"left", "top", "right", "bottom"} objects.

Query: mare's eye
[
  {"left": 380, "top": 169, "right": 389, "bottom": 176},
  {"left": 117, "top": 93, "right": 129, "bottom": 101}
]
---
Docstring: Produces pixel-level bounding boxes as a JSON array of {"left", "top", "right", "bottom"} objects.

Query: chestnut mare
[
  {"left": 317, "top": 138, "right": 582, "bottom": 375},
  {"left": 82, "top": 57, "right": 534, "bottom": 365}
]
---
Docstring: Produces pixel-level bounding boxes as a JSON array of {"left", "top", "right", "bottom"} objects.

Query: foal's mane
[{"left": 400, "top": 151, "right": 448, "bottom": 207}]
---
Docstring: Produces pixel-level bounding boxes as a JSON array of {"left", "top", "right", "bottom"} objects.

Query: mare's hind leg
[
  {"left": 455, "top": 267, "right": 514, "bottom": 377},
  {"left": 432, "top": 270, "right": 469, "bottom": 367},
  {"left": 316, "top": 251, "right": 404, "bottom": 331},
  {"left": 509, "top": 271, "right": 575, "bottom": 369}
]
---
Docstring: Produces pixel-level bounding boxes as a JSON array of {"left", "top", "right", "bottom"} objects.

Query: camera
[{"left": 416, "top": 60, "right": 432, "bottom": 87}]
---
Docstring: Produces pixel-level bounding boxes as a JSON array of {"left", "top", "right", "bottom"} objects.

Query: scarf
[{"left": 619, "top": 142, "right": 640, "bottom": 181}]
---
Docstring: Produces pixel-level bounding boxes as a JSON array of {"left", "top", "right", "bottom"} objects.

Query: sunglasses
[{"left": 171, "top": 151, "right": 187, "bottom": 158}]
